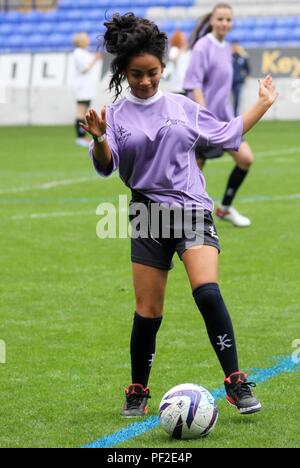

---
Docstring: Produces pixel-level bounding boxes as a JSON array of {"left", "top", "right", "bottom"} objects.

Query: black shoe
[
  {"left": 121, "top": 384, "right": 151, "bottom": 417},
  {"left": 224, "top": 371, "right": 262, "bottom": 414}
]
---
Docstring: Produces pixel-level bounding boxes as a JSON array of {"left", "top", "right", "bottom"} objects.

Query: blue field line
[{"left": 83, "top": 355, "right": 299, "bottom": 449}]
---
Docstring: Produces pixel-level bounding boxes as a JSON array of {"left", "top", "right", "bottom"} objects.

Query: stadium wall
[{"left": 0, "top": 49, "right": 300, "bottom": 125}]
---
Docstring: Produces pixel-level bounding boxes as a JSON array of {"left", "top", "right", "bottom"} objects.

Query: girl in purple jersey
[
  {"left": 81, "top": 13, "right": 278, "bottom": 418},
  {"left": 184, "top": 3, "right": 255, "bottom": 227}
]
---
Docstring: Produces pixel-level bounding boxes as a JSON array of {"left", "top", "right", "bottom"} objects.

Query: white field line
[
  {"left": 214, "top": 146, "right": 300, "bottom": 163},
  {"left": 0, "top": 176, "right": 94, "bottom": 195},
  {"left": 9, "top": 210, "right": 96, "bottom": 221},
  {"left": 1, "top": 146, "right": 300, "bottom": 195},
  {"left": 3, "top": 193, "right": 300, "bottom": 221}
]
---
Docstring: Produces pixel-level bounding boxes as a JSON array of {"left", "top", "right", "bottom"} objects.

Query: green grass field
[{"left": 0, "top": 122, "right": 299, "bottom": 448}]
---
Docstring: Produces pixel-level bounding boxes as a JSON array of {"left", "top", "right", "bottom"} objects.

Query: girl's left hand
[{"left": 259, "top": 75, "right": 279, "bottom": 105}]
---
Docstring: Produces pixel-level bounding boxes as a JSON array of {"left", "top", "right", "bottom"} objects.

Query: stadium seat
[
  {"left": 56, "top": 22, "right": 79, "bottom": 33},
  {"left": 27, "top": 34, "right": 48, "bottom": 48},
  {"left": 43, "top": 11, "right": 61, "bottom": 23},
  {"left": 0, "top": 23, "right": 15, "bottom": 35},
  {"left": 6, "top": 35, "right": 25, "bottom": 48},
  {"left": 35, "top": 23, "right": 55, "bottom": 34},
  {"left": 21, "top": 11, "right": 46, "bottom": 23},
  {"left": 17, "top": 23, "right": 37, "bottom": 35},
  {"left": 250, "top": 28, "right": 268, "bottom": 41},
  {"left": 290, "top": 27, "right": 300, "bottom": 41},
  {"left": 271, "top": 28, "right": 291, "bottom": 41},
  {"left": 275, "top": 17, "right": 298, "bottom": 28},
  {"left": 59, "top": 10, "right": 86, "bottom": 21},
  {"left": 234, "top": 18, "right": 257, "bottom": 29},
  {"left": 2, "top": 11, "right": 23, "bottom": 23},
  {"left": 82, "top": 9, "right": 107, "bottom": 21},
  {"left": 227, "top": 29, "right": 248, "bottom": 42},
  {"left": 45, "top": 33, "right": 70, "bottom": 47}
]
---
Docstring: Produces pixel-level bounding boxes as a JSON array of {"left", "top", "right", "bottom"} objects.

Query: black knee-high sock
[
  {"left": 193, "top": 283, "right": 239, "bottom": 377},
  {"left": 75, "top": 119, "right": 86, "bottom": 138},
  {"left": 221, "top": 166, "right": 248, "bottom": 207},
  {"left": 130, "top": 312, "right": 163, "bottom": 387}
]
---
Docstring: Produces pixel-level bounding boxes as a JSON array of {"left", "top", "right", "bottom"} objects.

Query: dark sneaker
[
  {"left": 224, "top": 371, "right": 262, "bottom": 414},
  {"left": 121, "top": 384, "right": 151, "bottom": 417}
]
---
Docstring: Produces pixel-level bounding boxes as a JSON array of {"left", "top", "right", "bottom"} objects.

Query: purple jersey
[
  {"left": 89, "top": 90, "right": 243, "bottom": 211},
  {"left": 183, "top": 34, "right": 234, "bottom": 121}
]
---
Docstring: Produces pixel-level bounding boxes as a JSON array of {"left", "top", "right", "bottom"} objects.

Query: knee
[
  {"left": 238, "top": 153, "right": 254, "bottom": 170},
  {"left": 136, "top": 300, "right": 163, "bottom": 318},
  {"left": 192, "top": 282, "right": 222, "bottom": 306}
]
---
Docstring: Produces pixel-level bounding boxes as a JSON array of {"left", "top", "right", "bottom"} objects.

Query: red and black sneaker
[
  {"left": 224, "top": 371, "right": 262, "bottom": 415},
  {"left": 121, "top": 384, "right": 151, "bottom": 417}
]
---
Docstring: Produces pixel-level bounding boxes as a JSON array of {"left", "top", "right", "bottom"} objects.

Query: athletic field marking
[
  {"left": 9, "top": 210, "right": 96, "bottom": 221},
  {"left": 1, "top": 146, "right": 299, "bottom": 196},
  {"left": 215, "top": 146, "right": 300, "bottom": 164},
  {"left": 3, "top": 193, "right": 299, "bottom": 222},
  {"left": 0, "top": 176, "right": 97, "bottom": 195},
  {"left": 82, "top": 355, "right": 299, "bottom": 448},
  {"left": 236, "top": 193, "right": 300, "bottom": 203}
]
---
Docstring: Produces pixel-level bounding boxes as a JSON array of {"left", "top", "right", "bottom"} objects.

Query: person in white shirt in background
[
  {"left": 72, "top": 33, "right": 102, "bottom": 147},
  {"left": 168, "top": 31, "right": 191, "bottom": 94}
]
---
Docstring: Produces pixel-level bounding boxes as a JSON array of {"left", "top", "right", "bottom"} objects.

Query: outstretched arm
[{"left": 242, "top": 75, "right": 279, "bottom": 134}]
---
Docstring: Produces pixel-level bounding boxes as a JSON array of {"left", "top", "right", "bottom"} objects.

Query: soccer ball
[{"left": 159, "top": 383, "right": 218, "bottom": 439}]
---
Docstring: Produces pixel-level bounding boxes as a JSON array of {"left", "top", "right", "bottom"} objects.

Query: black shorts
[
  {"left": 129, "top": 192, "right": 220, "bottom": 271},
  {"left": 195, "top": 138, "right": 245, "bottom": 160},
  {"left": 195, "top": 144, "right": 224, "bottom": 160}
]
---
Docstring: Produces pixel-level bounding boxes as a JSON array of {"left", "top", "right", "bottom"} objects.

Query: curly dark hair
[{"left": 103, "top": 12, "right": 168, "bottom": 101}]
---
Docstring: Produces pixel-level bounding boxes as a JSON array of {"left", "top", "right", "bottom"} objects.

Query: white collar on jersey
[
  {"left": 207, "top": 33, "right": 227, "bottom": 48},
  {"left": 126, "top": 89, "right": 163, "bottom": 105}
]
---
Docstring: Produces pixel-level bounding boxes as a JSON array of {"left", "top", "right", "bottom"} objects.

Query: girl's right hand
[{"left": 80, "top": 107, "right": 107, "bottom": 139}]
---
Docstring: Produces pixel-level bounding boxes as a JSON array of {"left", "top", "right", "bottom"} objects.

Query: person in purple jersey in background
[
  {"left": 80, "top": 13, "right": 278, "bottom": 418},
  {"left": 184, "top": 3, "right": 255, "bottom": 227}
]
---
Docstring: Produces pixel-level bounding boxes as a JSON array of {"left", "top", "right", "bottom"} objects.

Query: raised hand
[
  {"left": 259, "top": 75, "right": 279, "bottom": 106},
  {"left": 80, "top": 107, "right": 107, "bottom": 139}
]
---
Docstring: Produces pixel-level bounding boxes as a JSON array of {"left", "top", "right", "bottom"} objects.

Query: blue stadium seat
[
  {"left": 227, "top": 29, "right": 248, "bottom": 43},
  {"left": 3, "top": 11, "right": 23, "bottom": 23},
  {"left": 0, "top": 23, "right": 15, "bottom": 35},
  {"left": 59, "top": 10, "right": 88, "bottom": 21},
  {"left": 254, "top": 17, "right": 277, "bottom": 29},
  {"left": 271, "top": 28, "right": 291, "bottom": 41},
  {"left": 75, "top": 21, "right": 96, "bottom": 33},
  {"left": 173, "top": 20, "right": 196, "bottom": 31},
  {"left": 250, "top": 28, "right": 268, "bottom": 41},
  {"left": 17, "top": 23, "right": 36, "bottom": 35},
  {"left": 46, "top": 33, "right": 72, "bottom": 47},
  {"left": 275, "top": 17, "right": 298, "bottom": 28},
  {"left": 173, "top": 0, "right": 194, "bottom": 5},
  {"left": 234, "top": 18, "right": 256, "bottom": 30},
  {"left": 290, "top": 27, "right": 300, "bottom": 41},
  {"left": 21, "top": 11, "right": 46, "bottom": 23},
  {"left": 35, "top": 23, "right": 55, "bottom": 34},
  {"left": 26, "top": 34, "right": 47, "bottom": 48},
  {"left": 43, "top": 11, "right": 61, "bottom": 23},
  {"left": 6, "top": 35, "right": 25, "bottom": 48},
  {"left": 82, "top": 9, "right": 107, "bottom": 21},
  {"left": 113, "top": 0, "right": 139, "bottom": 5},
  {"left": 56, "top": 22, "right": 78, "bottom": 33},
  {"left": 58, "top": 0, "right": 78, "bottom": 8}
]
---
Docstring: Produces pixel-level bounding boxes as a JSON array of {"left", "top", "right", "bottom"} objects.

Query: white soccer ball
[{"left": 159, "top": 383, "right": 218, "bottom": 439}]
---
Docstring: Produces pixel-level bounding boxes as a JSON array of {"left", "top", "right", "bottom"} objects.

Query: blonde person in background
[
  {"left": 168, "top": 31, "right": 191, "bottom": 94},
  {"left": 72, "top": 33, "right": 102, "bottom": 148}
]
